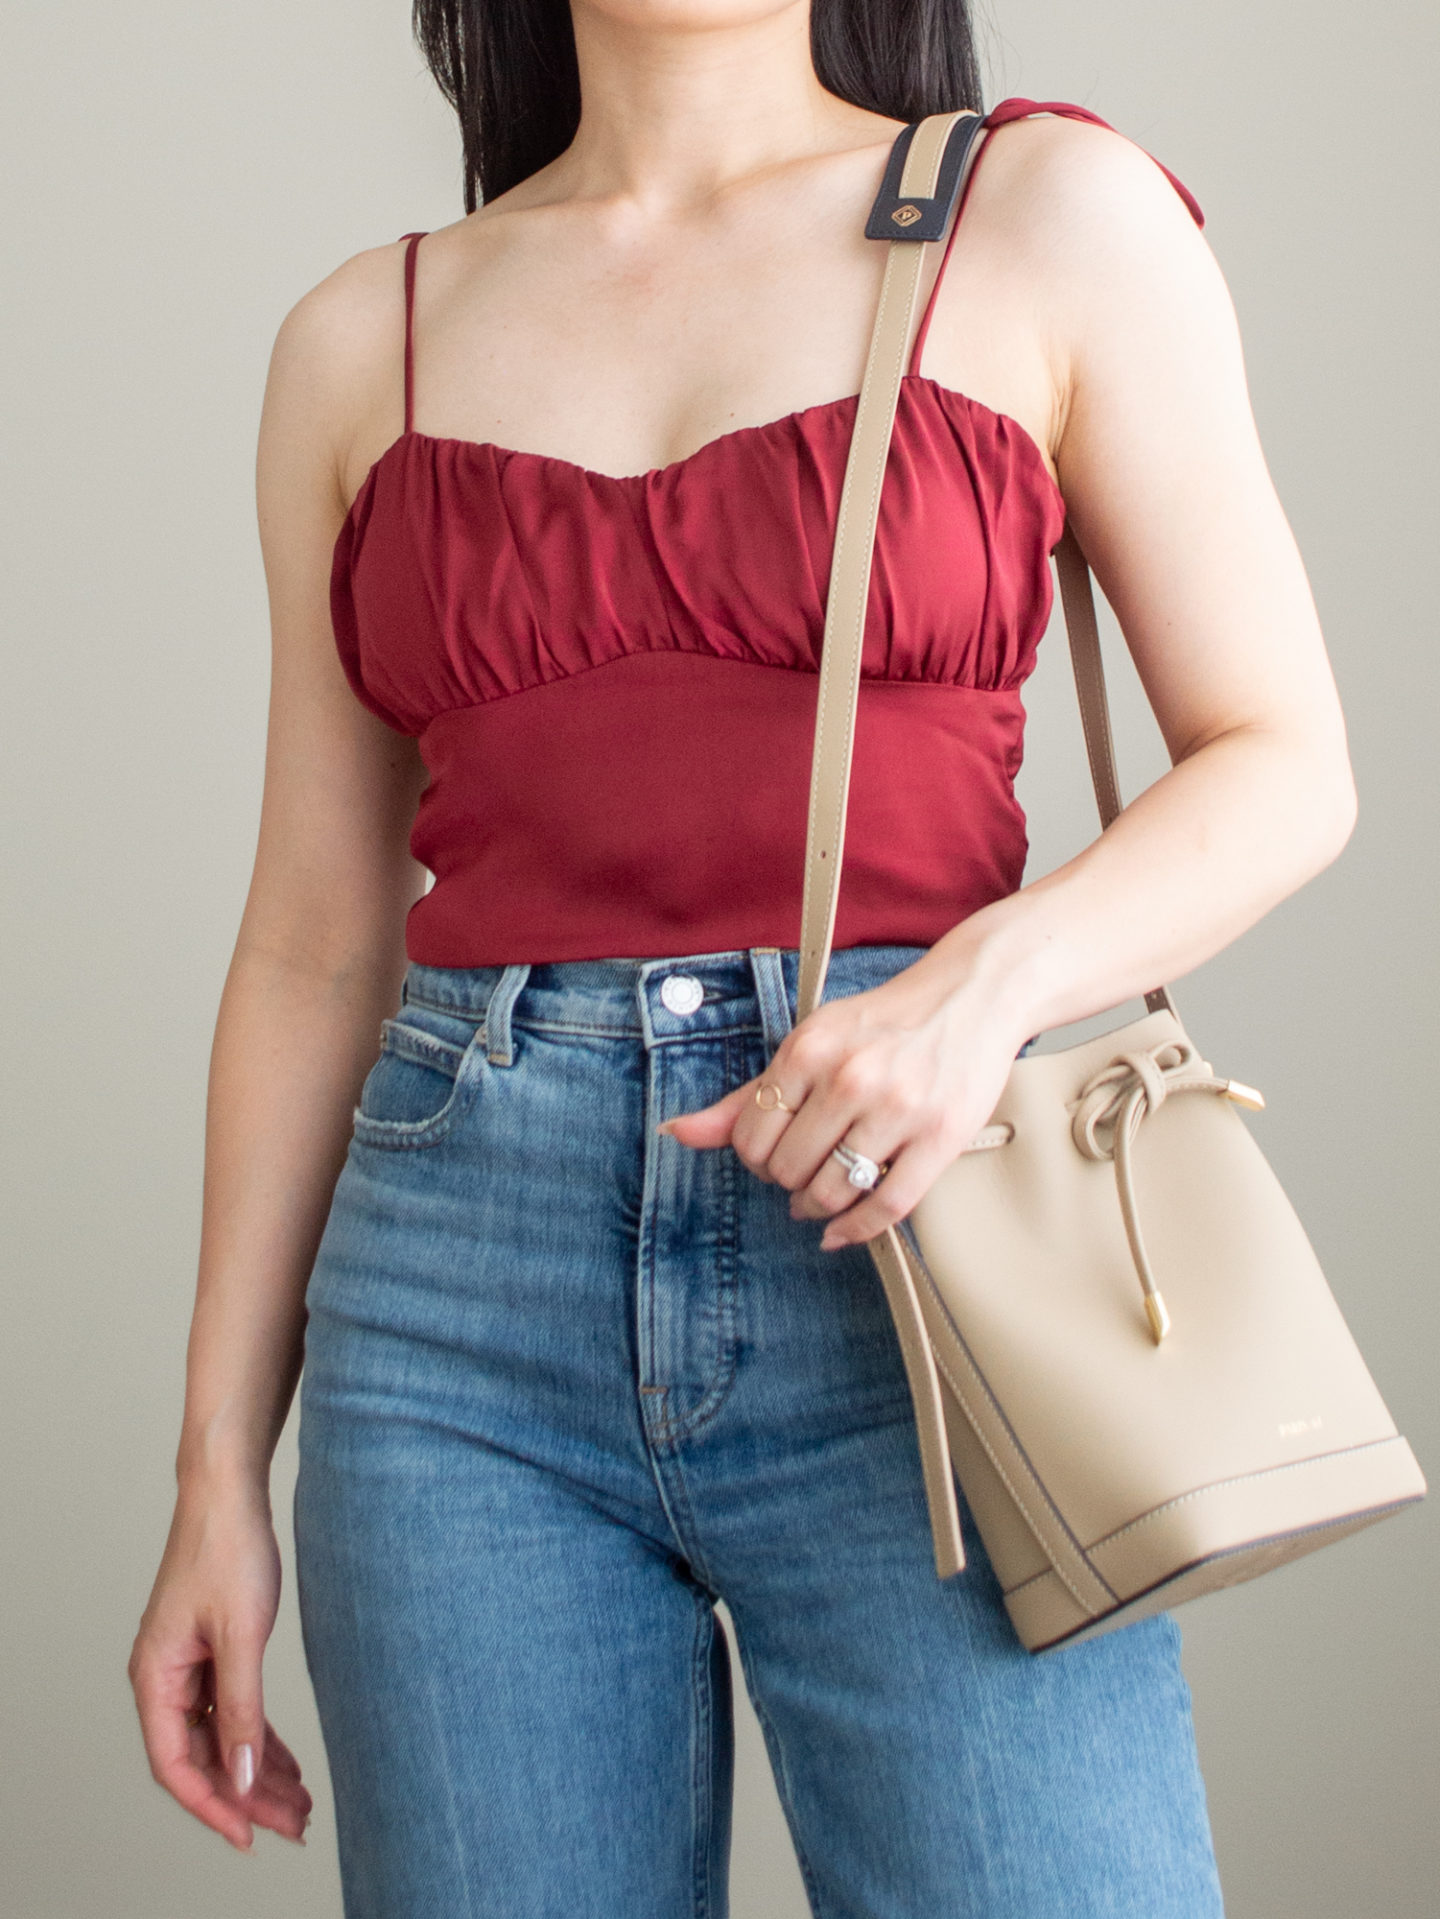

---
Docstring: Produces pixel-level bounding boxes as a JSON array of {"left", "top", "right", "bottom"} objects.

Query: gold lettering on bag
[
  {"left": 891, "top": 204, "right": 922, "bottom": 227},
  {"left": 1278, "top": 1417, "right": 1324, "bottom": 1437}
]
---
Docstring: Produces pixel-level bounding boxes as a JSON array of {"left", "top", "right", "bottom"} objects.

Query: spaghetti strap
[
  {"left": 398, "top": 231, "right": 428, "bottom": 435},
  {"left": 907, "top": 171, "right": 973, "bottom": 379},
  {"left": 906, "top": 99, "right": 1205, "bottom": 380}
]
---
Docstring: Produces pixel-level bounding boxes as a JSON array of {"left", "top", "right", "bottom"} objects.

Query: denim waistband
[{"left": 400, "top": 944, "right": 931, "bottom": 1059}]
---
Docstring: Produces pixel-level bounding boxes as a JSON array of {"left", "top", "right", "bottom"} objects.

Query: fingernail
[{"left": 231, "top": 1743, "right": 255, "bottom": 1796}]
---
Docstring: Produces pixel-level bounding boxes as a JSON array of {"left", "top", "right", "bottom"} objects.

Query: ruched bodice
[
  {"left": 333, "top": 374, "right": 1063, "bottom": 725},
  {"left": 329, "top": 100, "right": 1202, "bottom": 966}
]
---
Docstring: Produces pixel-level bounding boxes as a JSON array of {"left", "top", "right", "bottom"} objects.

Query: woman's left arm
[{"left": 664, "top": 118, "right": 1357, "bottom": 1247}]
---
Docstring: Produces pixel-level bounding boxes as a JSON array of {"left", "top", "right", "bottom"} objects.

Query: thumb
[
  {"left": 212, "top": 1623, "right": 266, "bottom": 1801},
  {"left": 657, "top": 1081, "right": 753, "bottom": 1147}
]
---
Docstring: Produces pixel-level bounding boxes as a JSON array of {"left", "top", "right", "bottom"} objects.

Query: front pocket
[{"left": 352, "top": 1002, "right": 486, "bottom": 1150}]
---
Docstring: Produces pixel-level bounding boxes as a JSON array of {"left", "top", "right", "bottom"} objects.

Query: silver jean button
[{"left": 659, "top": 973, "right": 705, "bottom": 1016}]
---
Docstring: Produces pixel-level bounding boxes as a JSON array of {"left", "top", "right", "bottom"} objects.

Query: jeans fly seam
[
  {"left": 646, "top": 1435, "right": 719, "bottom": 1590},
  {"left": 653, "top": 1033, "right": 742, "bottom": 1446},
  {"left": 639, "top": 1043, "right": 667, "bottom": 1398}
]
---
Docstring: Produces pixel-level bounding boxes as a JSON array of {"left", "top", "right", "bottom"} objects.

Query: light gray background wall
[{"left": 3, "top": 3, "right": 1435, "bottom": 1914}]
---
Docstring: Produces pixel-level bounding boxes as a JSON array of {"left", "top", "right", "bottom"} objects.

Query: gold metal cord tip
[
  {"left": 1145, "top": 1293, "right": 1171, "bottom": 1344},
  {"left": 1224, "top": 1079, "right": 1266, "bottom": 1111}
]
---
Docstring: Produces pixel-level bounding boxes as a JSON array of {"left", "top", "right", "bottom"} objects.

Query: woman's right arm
[{"left": 127, "top": 241, "right": 428, "bottom": 1851}]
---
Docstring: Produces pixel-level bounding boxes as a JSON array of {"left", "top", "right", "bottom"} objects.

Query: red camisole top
[{"left": 331, "top": 99, "right": 1203, "bottom": 967}]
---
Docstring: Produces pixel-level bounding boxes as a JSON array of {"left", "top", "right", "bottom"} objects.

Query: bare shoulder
[
  {"left": 274, "top": 241, "right": 403, "bottom": 386},
  {"left": 952, "top": 109, "right": 1235, "bottom": 445},
  {"left": 966, "top": 110, "right": 1208, "bottom": 270},
  {"left": 257, "top": 232, "right": 441, "bottom": 516},
  {"left": 966, "top": 114, "right": 1222, "bottom": 380}
]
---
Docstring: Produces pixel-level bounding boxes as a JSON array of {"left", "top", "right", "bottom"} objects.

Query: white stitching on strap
[{"left": 798, "top": 112, "right": 972, "bottom": 1021}]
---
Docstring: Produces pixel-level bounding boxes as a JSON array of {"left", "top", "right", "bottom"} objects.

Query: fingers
[
  {"left": 791, "top": 1129, "right": 898, "bottom": 1225},
  {"left": 132, "top": 1647, "right": 313, "bottom": 1850},
  {"left": 248, "top": 1778, "right": 311, "bottom": 1844},
  {"left": 727, "top": 1019, "right": 984, "bottom": 1249},
  {"left": 655, "top": 1080, "right": 752, "bottom": 1149},
  {"left": 724, "top": 1022, "right": 847, "bottom": 1180},
  {"left": 128, "top": 1498, "right": 308, "bottom": 1853},
  {"left": 249, "top": 1720, "right": 315, "bottom": 1843},
  {"left": 257, "top": 1723, "right": 307, "bottom": 1781},
  {"left": 659, "top": 1071, "right": 815, "bottom": 1183},
  {"left": 130, "top": 1646, "right": 258, "bottom": 1852},
  {"left": 722, "top": 1067, "right": 814, "bottom": 1182},
  {"left": 761, "top": 1038, "right": 893, "bottom": 1198},
  {"left": 210, "top": 1616, "right": 269, "bottom": 1810},
  {"left": 714, "top": 1026, "right": 895, "bottom": 1199},
  {"left": 817, "top": 1131, "right": 956, "bottom": 1251},
  {"left": 654, "top": 999, "right": 1000, "bottom": 1258}
]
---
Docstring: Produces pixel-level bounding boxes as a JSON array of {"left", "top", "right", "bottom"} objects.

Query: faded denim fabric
[{"left": 294, "top": 944, "right": 1224, "bottom": 1918}]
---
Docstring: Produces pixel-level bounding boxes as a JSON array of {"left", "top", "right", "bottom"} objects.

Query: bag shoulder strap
[
  {"left": 796, "top": 111, "right": 1175, "bottom": 1023},
  {"left": 1053, "top": 530, "right": 1176, "bottom": 1019},
  {"left": 796, "top": 108, "right": 982, "bottom": 1021}
]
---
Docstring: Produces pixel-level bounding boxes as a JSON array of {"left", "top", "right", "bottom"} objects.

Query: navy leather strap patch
[{"left": 864, "top": 112, "right": 985, "bottom": 243}]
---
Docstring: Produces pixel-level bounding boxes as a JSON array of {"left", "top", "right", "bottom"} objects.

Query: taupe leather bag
[{"left": 800, "top": 108, "right": 1426, "bottom": 1652}]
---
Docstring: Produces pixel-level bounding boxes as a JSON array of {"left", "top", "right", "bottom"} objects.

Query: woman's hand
[
  {"left": 658, "top": 957, "right": 1028, "bottom": 1252},
  {"left": 128, "top": 1480, "right": 313, "bottom": 1852}
]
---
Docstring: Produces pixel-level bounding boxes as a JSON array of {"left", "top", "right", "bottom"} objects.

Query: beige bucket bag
[{"left": 800, "top": 108, "right": 1426, "bottom": 1652}]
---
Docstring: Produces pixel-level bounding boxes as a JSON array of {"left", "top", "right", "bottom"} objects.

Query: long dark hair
[{"left": 411, "top": 0, "right": 983, "bottom": 212}]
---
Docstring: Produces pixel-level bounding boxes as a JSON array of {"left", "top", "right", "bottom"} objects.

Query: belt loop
[
  {"left": 484, "top": 963, "right": 532, "bottom": 1066},
  {"left": 749, "top": 947, "right": 794, "bottom": 1056}
]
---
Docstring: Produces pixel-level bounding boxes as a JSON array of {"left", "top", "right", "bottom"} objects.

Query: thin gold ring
[
  {"left": 186, "top": 1701, "right": 216, "bottom": 1729},
  {"left": 755, "top": 1081, "right": 795, "bottom": 1114}
]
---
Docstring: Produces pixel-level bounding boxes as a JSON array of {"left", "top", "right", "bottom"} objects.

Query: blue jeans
[{"left": 294, "top": 944, "right": 1224, "bottom": 1917}]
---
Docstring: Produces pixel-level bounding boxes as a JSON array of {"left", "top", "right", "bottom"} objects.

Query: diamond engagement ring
[{"left": 830, "top": 1142, "right": 889, "bottom": 1190}]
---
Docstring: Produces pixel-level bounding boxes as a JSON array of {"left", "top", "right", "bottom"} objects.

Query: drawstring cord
[{"left": 1069, "top": 1041, "right": 1265, "bottom": 1343}]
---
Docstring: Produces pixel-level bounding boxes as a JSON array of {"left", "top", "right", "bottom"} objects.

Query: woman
[{"left": 128, "top": 0, "right": 1356, "bottom": 1911}]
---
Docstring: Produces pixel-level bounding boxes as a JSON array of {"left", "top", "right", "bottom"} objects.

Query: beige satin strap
[
  {"left": 795, "top": 109, "right": 983, "bottom": 1024},
  {"left": 792, "top": 109, "right": 1182, "bottom": 1579},
  {"left": 791, "top": 110, "right": 982, "bottom": 1580},
  {"left": 796, "top": 116, "right": 1175, "bottom": 1025},
  {"left": 868, "top": 1224, "right": 966, "bottom": 1575}
]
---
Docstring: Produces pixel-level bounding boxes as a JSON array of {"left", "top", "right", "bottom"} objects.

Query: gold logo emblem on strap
[{"left": 890, "top": 203, "right": 922, "bottom": 227}]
